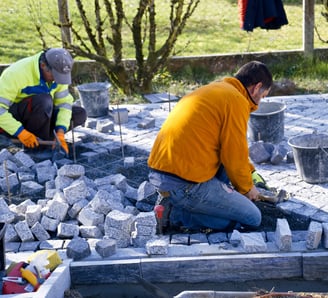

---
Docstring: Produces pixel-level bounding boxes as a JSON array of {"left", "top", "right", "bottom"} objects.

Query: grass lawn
[
  {"left": 1, "top": 0, "right": 328, "bottom": 62},
  {"left": 0, "top": 0, "right": 328, "bottom": 94}
]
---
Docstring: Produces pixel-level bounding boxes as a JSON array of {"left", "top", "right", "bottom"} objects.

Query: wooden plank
[
  {"left": 141, "top": 253, "right": 303, "bottom": 283},
  {"left": 303, "top": 252, "right": 328, "bottom": 280}
]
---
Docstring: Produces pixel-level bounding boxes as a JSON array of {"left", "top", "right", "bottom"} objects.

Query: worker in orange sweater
[{"left": 148, "top": 61, "right": 272, "bottom": 232}]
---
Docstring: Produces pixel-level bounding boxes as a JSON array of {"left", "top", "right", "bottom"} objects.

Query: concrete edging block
[
  {"left": 303, "top": 251, "right": 328, "bottom": 281},
  {"left": 140, "top": 253, "right": 303, "bottom": 283}
]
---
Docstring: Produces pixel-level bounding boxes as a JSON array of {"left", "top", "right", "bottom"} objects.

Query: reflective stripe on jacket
[
  {"left": 0, "top": 51, "right": 73, "bottom": 136},
  {"left": 148, "top": 77, "right": 257, "bottom": 194}
]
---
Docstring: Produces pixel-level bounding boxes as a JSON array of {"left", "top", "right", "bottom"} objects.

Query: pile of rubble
[{"left": 0, "top": 147, "right": 161, "bottom": 259}]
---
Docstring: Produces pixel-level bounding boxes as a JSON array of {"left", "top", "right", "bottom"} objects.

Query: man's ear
[
  {"left": 249, "top": 82, "right": 263, "bottom": 97},
  {"left": 40, "top": 62, "right": 51, "bottom": 72}
]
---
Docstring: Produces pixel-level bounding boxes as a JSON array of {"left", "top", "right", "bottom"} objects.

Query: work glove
[
  {"left": 252, "top": 170, "right": 270, "bottom": 190},
  {"left": 18, "top": 129, "right": 39, "bottom": 148},
  {"left": 54, "top": 129, "right": 69, "bottom": 155}
]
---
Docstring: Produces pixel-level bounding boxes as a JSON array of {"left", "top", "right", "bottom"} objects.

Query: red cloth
[{"left": 238, "top": 0, "right": 248, "bottom": 29}]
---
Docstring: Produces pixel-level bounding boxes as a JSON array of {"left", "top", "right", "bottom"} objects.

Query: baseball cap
[{"left": 45, "top": 48, "right": 74, "bottom": 84}]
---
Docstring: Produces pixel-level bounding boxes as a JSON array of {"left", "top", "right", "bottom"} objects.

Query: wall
[{"left": 0, "top": 49, "right": 328, "bottom": 86}]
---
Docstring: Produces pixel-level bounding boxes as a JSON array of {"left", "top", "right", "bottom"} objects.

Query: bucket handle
[
  {"left": 251, "top": 124, "right": 281, "bottom": 141},
  {"left": 319, "top": 146, "right": 328, "bottom": 156}
]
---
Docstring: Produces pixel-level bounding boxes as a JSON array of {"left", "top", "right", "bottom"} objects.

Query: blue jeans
[{"left": 168, "top": 177, "right": 261, "bottom": 230}]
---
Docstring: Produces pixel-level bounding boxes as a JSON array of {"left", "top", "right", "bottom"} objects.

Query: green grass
[
  {"left": 0, "top": 0, "right": 328, "bottom": 95},
  {"left": 1, "top": 0, "right": 328, "bottom": 62}
]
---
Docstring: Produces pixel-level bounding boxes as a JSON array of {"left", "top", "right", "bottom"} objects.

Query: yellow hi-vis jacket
[
  {"left": 148, "top": 77, "right": 258, "bottom": 194},
  {"left": 0, "top": 51, "right": 73, "bottom": 136}
]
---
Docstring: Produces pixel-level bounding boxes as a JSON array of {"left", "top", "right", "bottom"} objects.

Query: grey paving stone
[
  {"left": 240, "top": 232, "right": 267, "bottom": 253},
  {"left": 95, "top": 239, "right": 117, "bottom": 257},
  {"left": 104, "top": 209, "right": 134, "bottom": 232},
  {"left": 66, "top": 237, "right": 91, "bottom": 260},
  {"left": 78, "top": 207, "right": 104, "bottom": 226},
  {"left": 19, "top": 241, "right": 40, "bottom": 252},
  {"left": 0, "top": 173, "right": 19, "bottom": 195},
  {"left": 46, "top": 200, "right": 69, "bottom": 221},
  {"left": 58, "top": 164, "right": 85, "bottom": 178},
  {"left": 20, "top": 180, "right": 44, "bottom": 197},
  {"left": 137, "top": 117, "right": 155, "bottom": 129},
  {"left": 79, "top": 226, "right": 103, "bottom": 239},
  {"left": 5, "top": 224, "right": 19, "bottom": 242},
  {"left": 26, "top": 204, "right": 42, "bottom": 227},
  {"left": 14, "top": 221, "right": 34, "bottom": 242},
  {"left": 5, "top": 242, "right": 20, "bottom": 253},
  {"left": 228, "top": 230, "right": 241, "bottom": 247},
  {"left": 189, "top": 233, "right": 208, "bottom": 244},
  {"left": 275, "top": 218, "right": 292, "bottom": 251},
  {"left": 31, "top": 221, "right": 51, "bottom": 241},
  {"left": 57, "top": 222, "right": 80, "bottom": 238},
  {"left": 323, "top": 223, "right": 328, "bottom": 249},
  {"left": 39, "top": 239, "right": 65, "bottom": 250},
  {"left": 68, "top": 199, "right": 89, "bottom": 219},
  {"left": 207, "top": 232, "right": 228, "bottom": 244},
  {"left": 0, "top": 198, "right": 15, "bottom": 223},
  {"left": 146, "top": 238, "right": 169, "bottom": 255},
  {"left": 41, "top": 215, "right": 60, "bottom": 232},
  {"left": 171, "top": 234, "right": 189, "bottom": 245},
  {"left": 307, "top": 221, "right": 323, "bottom": 250}
]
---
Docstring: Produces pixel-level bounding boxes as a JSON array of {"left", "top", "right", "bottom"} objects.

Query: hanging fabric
[{"left": 238, "top": 0, "right": 288, "bottom": 32}]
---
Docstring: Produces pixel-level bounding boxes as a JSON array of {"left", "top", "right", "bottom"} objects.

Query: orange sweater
[{"left": 148, "top": 77, "right": 257, "bottom": 194}]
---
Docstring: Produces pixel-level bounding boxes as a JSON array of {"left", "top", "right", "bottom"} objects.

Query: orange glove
[
  {"left": 55, "top": 130, "right": 69, "bottom": 154},
  {"left": 17, "top": 129, "right": 39, "bottom": 148}
]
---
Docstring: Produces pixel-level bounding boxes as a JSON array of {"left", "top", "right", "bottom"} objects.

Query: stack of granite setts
[{"left": 0, "top": 148, "right": 160, "bottom": 260}]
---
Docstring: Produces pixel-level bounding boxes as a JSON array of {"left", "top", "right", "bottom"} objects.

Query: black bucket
[
  {"left": 248, "top": 102, "right": 286, "bottom": 143},
  {"left": 77, "top": 82, "right": 111, "bottom": 118},
  {"left": 288, "top": 134, "right": 328, "bottom": 184}
]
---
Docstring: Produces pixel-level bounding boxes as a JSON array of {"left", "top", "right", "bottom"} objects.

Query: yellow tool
[{"left": 20, "top": 268, "right": 39, "bottom": 288}]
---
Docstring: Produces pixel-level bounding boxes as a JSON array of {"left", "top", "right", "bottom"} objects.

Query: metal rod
[
  {"left": 71, "top": 119, "right": 76, "bottom": 163},
  {"left": 116, "top": 103, "right": 125, "bottom": 160},
  {"left": 3, "top": 161, "right": 11, "bottom": 205}
]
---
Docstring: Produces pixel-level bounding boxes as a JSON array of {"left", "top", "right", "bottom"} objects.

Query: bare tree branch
[{"left": 31, "top": 0, "right": 200, "bottom": 95}]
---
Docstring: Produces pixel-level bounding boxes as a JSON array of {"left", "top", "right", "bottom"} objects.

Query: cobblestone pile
[{"left": 0, "top": 147, "right": 161, "bottom": 259}]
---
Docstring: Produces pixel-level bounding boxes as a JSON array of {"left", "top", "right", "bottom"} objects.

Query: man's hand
[
  {"left": 245, "top": 185, "right": 260, "bottom": 201},
  {"left": 252, "top": 170, "right": 270, "bottom": 190},
  {"left": 18, "top": 129, "right": 39, "bottom": 148},
  {"left": 55, "top": 129, "right": 69, "bottom": 154}
]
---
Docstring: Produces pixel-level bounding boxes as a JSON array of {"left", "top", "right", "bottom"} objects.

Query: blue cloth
[{"left": 148, "top": 167, "right": 261, "bottom": 231}]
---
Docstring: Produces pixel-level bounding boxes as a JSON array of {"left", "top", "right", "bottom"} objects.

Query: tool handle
[
  {"left": 11, "top": 138, "right": 55, "bottom": 146},
  {"left": 20, "top": 268, "right": 39, "bottom": 288},
  {"left": 257, "top": 194, "right": 278, "bottom": 204}
]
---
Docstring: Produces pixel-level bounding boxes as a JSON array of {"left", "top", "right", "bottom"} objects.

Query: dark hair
[{"left": 234, "top": 61, "right": 273, "bottom": 90}]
